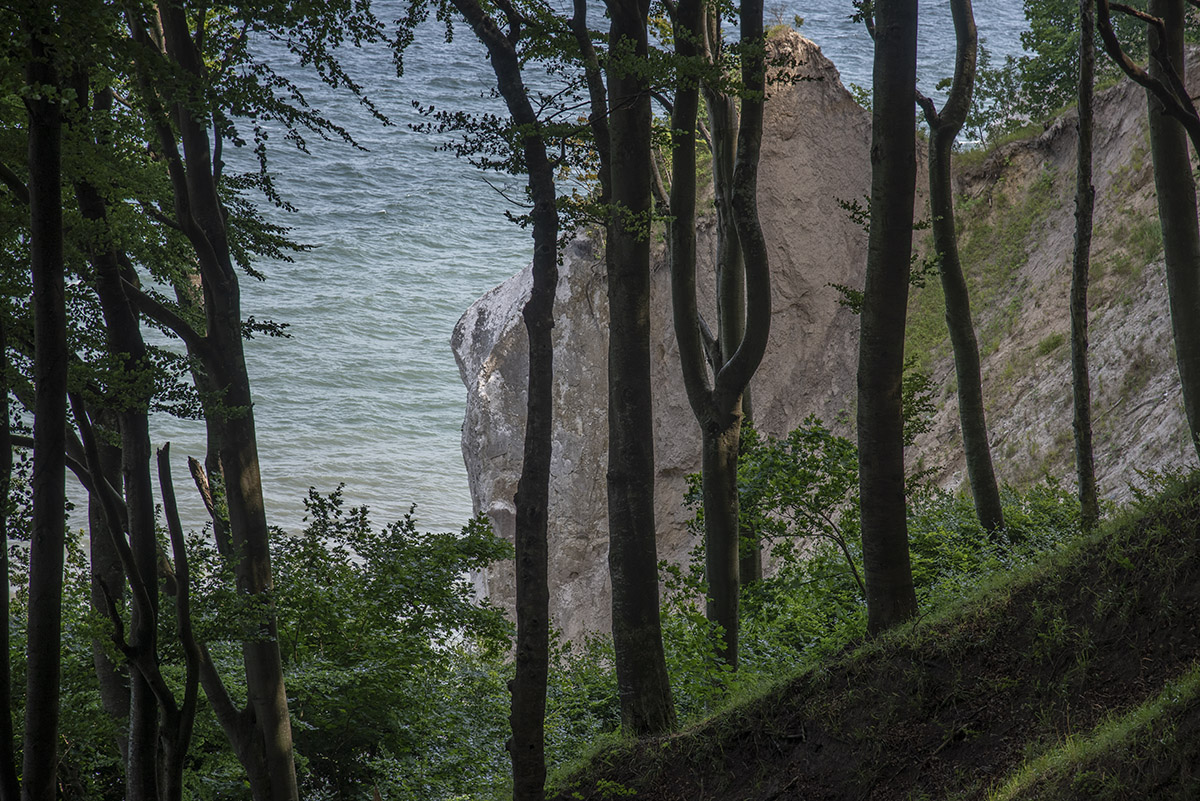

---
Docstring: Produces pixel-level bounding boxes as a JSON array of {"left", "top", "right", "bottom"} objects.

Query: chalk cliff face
[
  {"left": 452, "top": 33, "right": 872, "bottom": 642},
  {"left": 455, "top": 33, "right": 1200, "bottom": 642}
]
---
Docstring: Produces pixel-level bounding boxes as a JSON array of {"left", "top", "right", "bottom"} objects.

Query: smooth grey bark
[
  {"left": 1145, "top": 0, "right": 1200, "bottom": 462},
  {"left": 858, "top": 0, "right": 919, "bottom": 635},
  {"left": 447, "top": 0, "right": 558, "bottom": 796},
  {"left": 1072, "top": 0, "right": 1100, "bottom": 530},
  {"left": 604, "top": 0, "right": 677, "bottom": 736},
  {"left": 915, "top": 0, "right": 1004, "bottom": 536},
  {"left": 22, "top": 16, "right": 67, "bottom": 800}
]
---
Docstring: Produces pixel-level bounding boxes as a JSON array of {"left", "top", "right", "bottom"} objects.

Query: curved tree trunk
[
  {"left": 1072, "top": 0, "right": 1100, "bottom": 530},
  {"left": 858, "top": 0, "right": 919, "bottom": 635},
  {"left": 605, "top": 0, "right": 677, "bottom": 735},
  {"left": 917, "top": 0, "right": 1003, "bottom": 536}
]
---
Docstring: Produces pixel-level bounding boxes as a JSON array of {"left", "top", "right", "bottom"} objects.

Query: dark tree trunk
[
  {"left": 604, "top": 0, "right": 677, "bottom": 735},
  {"left": 1145, "top": 0, "right": 1200, "bottom": 462},
  {"left": 669, "top": 0, "right": 770, "bottom": 668},
  {"left": 917, "top": 0, "right": 1004, "bottom": 535},
  {"left": 86, "top": 417, "right": 131, "bottom": 756},
  {"left": 22, "top": 17, "right": 67, "bottom": 801},
  {"left": 858, "top": 0, "right": 919, "bottom": 635},
  {"left": 0, "top": 311, "right": 18, "bottom": 801},
  {"left": 446, "top": 1, "right": 558, "bottom": 796},
  {"left": 1072, "top": 0, "right": 1100, "bottom": 530},
  {"left": 134, "top": 7, "right": 299, "bottom": 795},
  {"left": 76, "top": 137, "right": 162, "bottom": 798}
]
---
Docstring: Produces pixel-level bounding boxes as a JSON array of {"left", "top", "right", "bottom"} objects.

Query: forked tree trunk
[
  {"left": 670, "top": 0, "right": 770, "bottom": 668},
  {"left": 76, "top": 129, "right": 162, "bottom": 797},
  {"left": 1072, "top": 0, "right": 1100, "bottom": 530},
  {"left": 140, "top": 6, "right": 299, "bottom": 796},
  {"left": 858, "top": 0, "right": 919, "bottom": 635},
  {"left": 604, "top": 0, "right": 677, "bottom": 735},
  {"left": 22, "top": 17, "right": 67, "bottom": 801}
]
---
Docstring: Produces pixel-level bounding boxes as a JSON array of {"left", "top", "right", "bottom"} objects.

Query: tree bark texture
[
  {"left": 1145, "top": 0, "right": 1200, "bottom": 462},
  {"left": 605, "top": 0, "right": 677, "bottom": 736},
  {"left": 917, "top": 0, "right": 1004, "bottom": 535},
  {"left": 23, "top": 17, "right": 67, "bottom": 801},
  {"left": 1072, "top": 0, "right": 1100, "bottom": 530},
  {"left": 858, "top": 0, "right": 919, "bottom": 635},
  {"left": 447, "top": 0, "right": 558, "bottom": 795}
]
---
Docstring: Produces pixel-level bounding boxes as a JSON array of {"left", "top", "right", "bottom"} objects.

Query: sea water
[{"left": 143, "top": 0, "right": 1029, "bottom": 534}]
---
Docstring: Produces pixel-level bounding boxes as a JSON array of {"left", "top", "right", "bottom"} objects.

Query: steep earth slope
[
  {"left": 547, "top": 476, "right": 1200, "bottom": 801},
  {"left": 907, "top": 52, "right": 1199, "bottom": 495}
]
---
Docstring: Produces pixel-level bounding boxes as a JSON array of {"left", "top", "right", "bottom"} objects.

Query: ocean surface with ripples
[{"left": 138, "top": 0, "right": 1029, "bottom": 534}]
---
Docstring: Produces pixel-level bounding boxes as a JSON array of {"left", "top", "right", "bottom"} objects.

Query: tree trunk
[
  {"left": 1072, "top": 0, "right": 1100, "bottom": 530},
  {"left": 1145, "top": 0, "right": 1200, "bottom": 463},
  {"left": 145, "top": 6, "right": 299, "bottom": 795},
  {"left": 86, "top": 418, "right": 131, "bottom": 750},
  {"left": 76, "top": 141, "right": 162, "bottom": 798},
  {"left": 22, "top": 17, "right": 67, "bottom": 800},
  {"left": 445, "top": 1, "right": 559, "bottom": 795},
  {"left": 858, "top": 0, "right": 919, "bottom": 635},
  {"left": 917, "top": 0, "right": 1004, "bottom": 535},
  {"left": 605, "top": 0, "right": 677, "bottom": 736}
]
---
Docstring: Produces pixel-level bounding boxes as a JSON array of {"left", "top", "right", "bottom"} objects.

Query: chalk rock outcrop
[{"left": 452, "top": 33, "right": 872, "bottom": 641}]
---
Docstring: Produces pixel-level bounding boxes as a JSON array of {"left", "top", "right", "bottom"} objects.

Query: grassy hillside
[{"left": 547, "top": 473, "right": 1200, "bottom": 800}]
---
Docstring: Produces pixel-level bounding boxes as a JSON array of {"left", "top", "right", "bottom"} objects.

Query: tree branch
[
  {"left": 121, "top": 277, "right": 208, "bottom": 355},
  {"left": 0, "top": 162, "right": 28, "bottom": 205}
]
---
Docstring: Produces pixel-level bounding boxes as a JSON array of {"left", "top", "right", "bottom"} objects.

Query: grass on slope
[{"left": 548, "top": 473, "right": 1200, "bottom": 801}]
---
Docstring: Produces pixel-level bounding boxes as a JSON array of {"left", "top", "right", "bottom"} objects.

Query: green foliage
[
  {"left": 657, "top": 415, "right": 1085, "bottom": 730},
  {"left": 966, "top": 1, "right": 1151, "bottom": 144}
]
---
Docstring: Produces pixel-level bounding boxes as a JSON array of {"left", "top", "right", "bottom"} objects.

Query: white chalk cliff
[{"left": 452, "top": 33, "right": 871, "bottom": 642}]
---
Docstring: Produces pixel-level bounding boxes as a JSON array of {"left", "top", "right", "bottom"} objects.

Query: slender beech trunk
[
  {"left": 1145, "top": 0, "right": 1200, "bottom": 462},
  {"left": 858, "top": 0, "right": 919, "bottom": 635},
  {"left": 76, "top": 95, "right": 162, "bottom": 793},
  {"left": 1072, "top": 0, "right": 1100, "bottom": 530},
  {"left": 86, "top": 418, "right": 131, "bottom": 757},
  {"left": 917, "top": 0, "right": 1004, "bottom": 535},
  {"left": 604, "top": 0, "right": 677, "bottom": 735},
  {"left": 137, "top": 7, "right": 299, "bottom": 795},
  {"left": 447, "top": 1, "right": 558, "bottom": 795},
  {"left": 0, "top": 312, "right": 18, "bottom": 801},
  {"left": 670, "top": 0, "right": 770, "bottom": 668},
  {"left": 23, "top": 17, "right": 67, "bottom": 800}
]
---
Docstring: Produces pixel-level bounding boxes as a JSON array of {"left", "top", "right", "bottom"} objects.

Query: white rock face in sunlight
[{"left": 453, "top": 32, "right": 874, "bottom": 641}]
